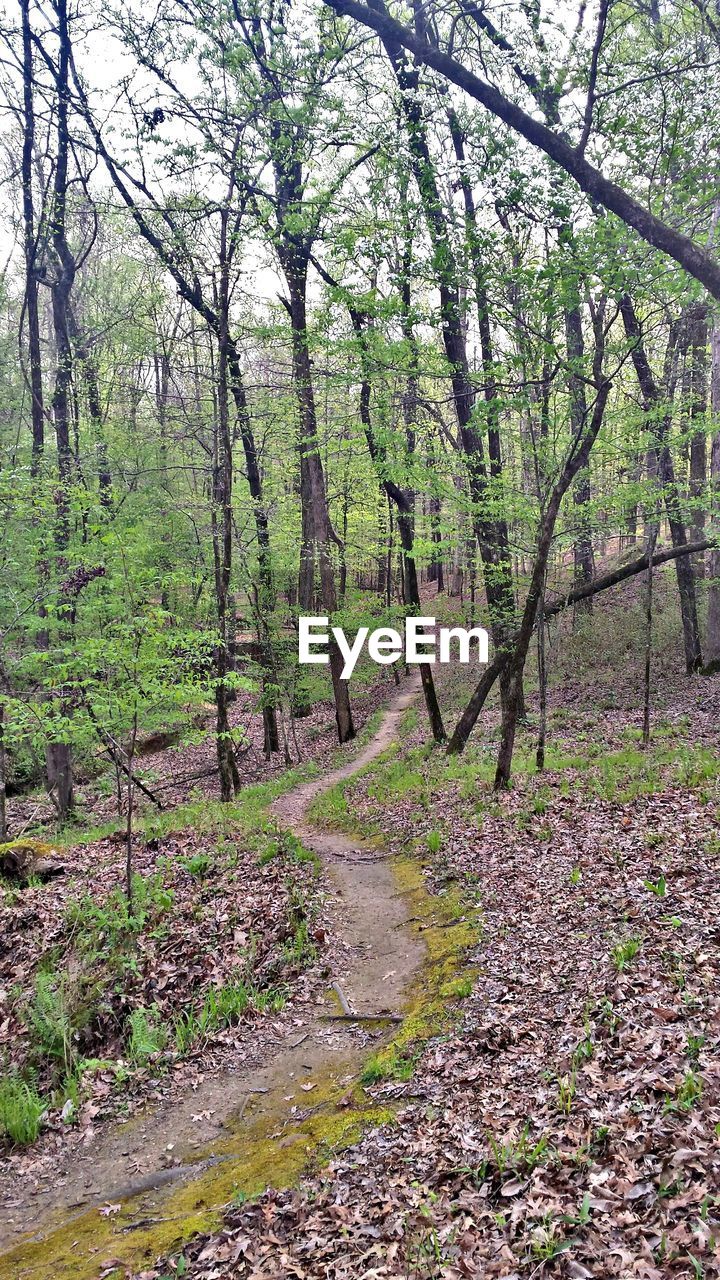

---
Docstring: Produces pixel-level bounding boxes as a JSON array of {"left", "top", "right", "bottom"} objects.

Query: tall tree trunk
[
  {"left": 21, "top": 0, "right": 44, "bottom": 472},
  {"left": 560, "top": 229, "right": 595, "bottom": 612},
  {"left": 68, "top": 306, "right": 112, "bottom": 508},
  {"left": 226, "top": 344, "right": 280, "bottom": 755},
  {"left": 46, "top": 0, "right": 76, "bottom": 819},
  {"left": 620, "top": 295, "right": 703, "bottom": 673},
  {"left": 213, "top": 212, "right": 241, "bottom": 800},
  {"left": 335, "top": 274, "right": 446, "bottom": 742},
  {"left": 688, "top": 303, "right": 708, "bottom": 577},
  {"left": 378, "top": 16, "right": 517, "bottom": 707},
  {"left": 705, "top": 317, "right": 720, "bottom": 667},
  {"left": 283, "top": 264, "right": 354, "bottom": 743},
  {"left": 428, "top": 492, "right": 444, "bottom": 590},
  {"left": 0, "top": 699, "right": 7, "bottom": 841},
  {"left": 493, "top": 372, "right": 611, "bottom": 787}
]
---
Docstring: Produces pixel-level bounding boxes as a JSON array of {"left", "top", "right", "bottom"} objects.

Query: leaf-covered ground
[
  {"left": 130, "top": 582, "right": 720, "bottom": 1279},
  {"left": 0, "top": 803, "right": 330, "bottom": 1200}
]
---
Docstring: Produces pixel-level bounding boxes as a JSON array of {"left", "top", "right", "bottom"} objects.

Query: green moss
[{"left": 0, "top": 1064, "right": 394, "bottom": 1280}]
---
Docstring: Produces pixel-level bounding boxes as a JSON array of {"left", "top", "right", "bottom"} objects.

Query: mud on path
[{"left": 0, "top": 672, "right": 425, "bottom": 1280}]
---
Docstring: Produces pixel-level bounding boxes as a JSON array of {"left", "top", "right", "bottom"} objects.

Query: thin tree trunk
[
  {"left": 705, "top": 317, "right": 720, "bottom": 667},
  {"left": 68, "top": 306, "right": 112, "bottom": 508},
  {"left": 560, "top": 230, "right": 595, "bottom": 612},
  {"left": 21, "top": 0, "right": 44, "bottom": 471},
  {"left": 688, "top": 303, "right": 708, "bottom": 577},
  {"left": 46, "top": 0, "right": 76, "bottom": 819},
  {"left": 536, "top": 587, "right": 547, "bottom": 771},
  {"left": 0, "top": 700, "right": 7, "bottom": 841},
  {"left": 213, "top": 210, "right": 241, "bottom": 800},
  {"left": 642, "top": 526, "right": 658, "bottom": 749},
  {"left": 492, "top": 372, "right": 611, "bottom": 788},
  {"left": 335, "top": 279, "right": 446, "bottom": 742},
  {"left": 378, "top": 16, "right": 517, "bottom": 709}
]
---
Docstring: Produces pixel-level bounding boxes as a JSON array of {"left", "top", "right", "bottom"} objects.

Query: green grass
[
  {"left": 611, "top": 936, "right": 642, "bottom": 971},
  {"left": 486, "top": 1123, "right": 553, "bottom": 1175},
  {"left": 179, "top": 852, "right": 212, "bottom": 878},
  {"left": 360, "top": 1045, "right": 416, "bottom": 1085},
  {"left": 426, "top": 829, "right": 442, "bottom": 855},
  {"left": 173, "top": 978, "right": 289, "bottom": 1054},
  {"left": 665, "top": 1069, "right": 703, "bottom": 1113}
]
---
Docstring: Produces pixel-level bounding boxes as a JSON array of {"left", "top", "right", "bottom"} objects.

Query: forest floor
[
  {"left": 2, "top": 575, "right": 720, "bottom": 1280},
  {"left": 130, "top": 577, "right": 718, "bottom": 1280},
  {"left": 0, "top": 669, "right": 437, "bottom": 1279},
  {"left": 0, "top": 666, "right": 400, "bottom": 1228}
]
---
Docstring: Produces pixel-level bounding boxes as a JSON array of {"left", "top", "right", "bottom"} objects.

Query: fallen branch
[
  {"left": 331, "top": 980, "right": 355, "bottom": 1016},
  {"left": 98, "top": 745, "right": 165, "bottom": 810}
]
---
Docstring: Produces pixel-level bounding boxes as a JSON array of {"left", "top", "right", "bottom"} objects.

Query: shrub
[
  {"left": 0, "top": 1074, "right": 46, "bottom": 1145},
  {"left": 27, "top": 971, "right": 75, "bottom": 1074},
  {"left": 127, "top": 1006, "right": 168, "bottom": 1064}
]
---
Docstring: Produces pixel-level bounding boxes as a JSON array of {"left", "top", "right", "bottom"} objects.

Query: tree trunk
[
  {"left": 338, "top": 281, "right": 446, "bottom": 743},
  {"left": 620, "top": 295, "right": 703, "bottom": 673},
  {"left": 21, "top": 0, "right": 44, "bottom": 471},
  {"left": 560, "top": 232, "right": 595, "bottom": 613},
  {"left": 213, "top": 212, "right": 241, "bottom": 800},
  {"left": 0, "top": 700, "right": 7, "bottom": 841},
  {"left": 46, "top": 0, "right": 76, "bottom": 819},
  {"left": 448, "top": 536, "right": 712, "bottom": 756},
  {"left": 535, "top": 593, "right": 547, "bottom": 771},
  {"left": 428, "top": 493, "right": 444, "bottom": 591},
  {"left": 378, "top": 18, "right": 517, "bottom": 706},
  {"left": 283, "top": 264, "right": 354, "bottom": 743},
  {"left": 688, "top": 303, "right": 708, "bottom": 576},
  {"left": 68, "top": 306, "right": 112, "bottom": 508},
  {"left": 705, "top": 318, "right": 720, "bottom": 667}
]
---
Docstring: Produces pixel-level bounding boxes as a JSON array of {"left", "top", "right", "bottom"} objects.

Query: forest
[{"left": 0, "top": 0, "right": 719, "bottom": 1275}]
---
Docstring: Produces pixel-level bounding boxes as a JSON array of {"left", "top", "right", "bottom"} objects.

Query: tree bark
[
  {"left": 687, "top": 303, "right": 708, "bottom": 576},
  {"left": 491, "top": 374, "right": 611, "bottom": 788},
  {"left": 68, "top": 306, "right": 113, "bottom": 508},
  {"left": 213, "top": 210, "right": 241, "bottom": 800},
  {"left": 377, "top": 17, "right": 517, "bottom": 709},
  {"left": 562, "top": 278, "right": 595, "bottom": 611},
  {"left": 334, "top": 278, "right": 446, "bottom": 742}
]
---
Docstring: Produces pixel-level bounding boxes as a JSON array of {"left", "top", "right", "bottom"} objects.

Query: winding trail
[{"left": 0, "top": 672, "right": 424, "bottom": 1280}]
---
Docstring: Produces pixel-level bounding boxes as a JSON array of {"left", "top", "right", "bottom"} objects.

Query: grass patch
[
  {"left": 611, "top": 936, "right": 642, "bottom": 971},
  {"left": 360, "top": 1045, "right": 417, "bottom": 1085}
]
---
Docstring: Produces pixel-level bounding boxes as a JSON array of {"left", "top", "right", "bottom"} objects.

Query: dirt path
[{"left": 0, "top": 673, "right": 424, "bottom": 1279}]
